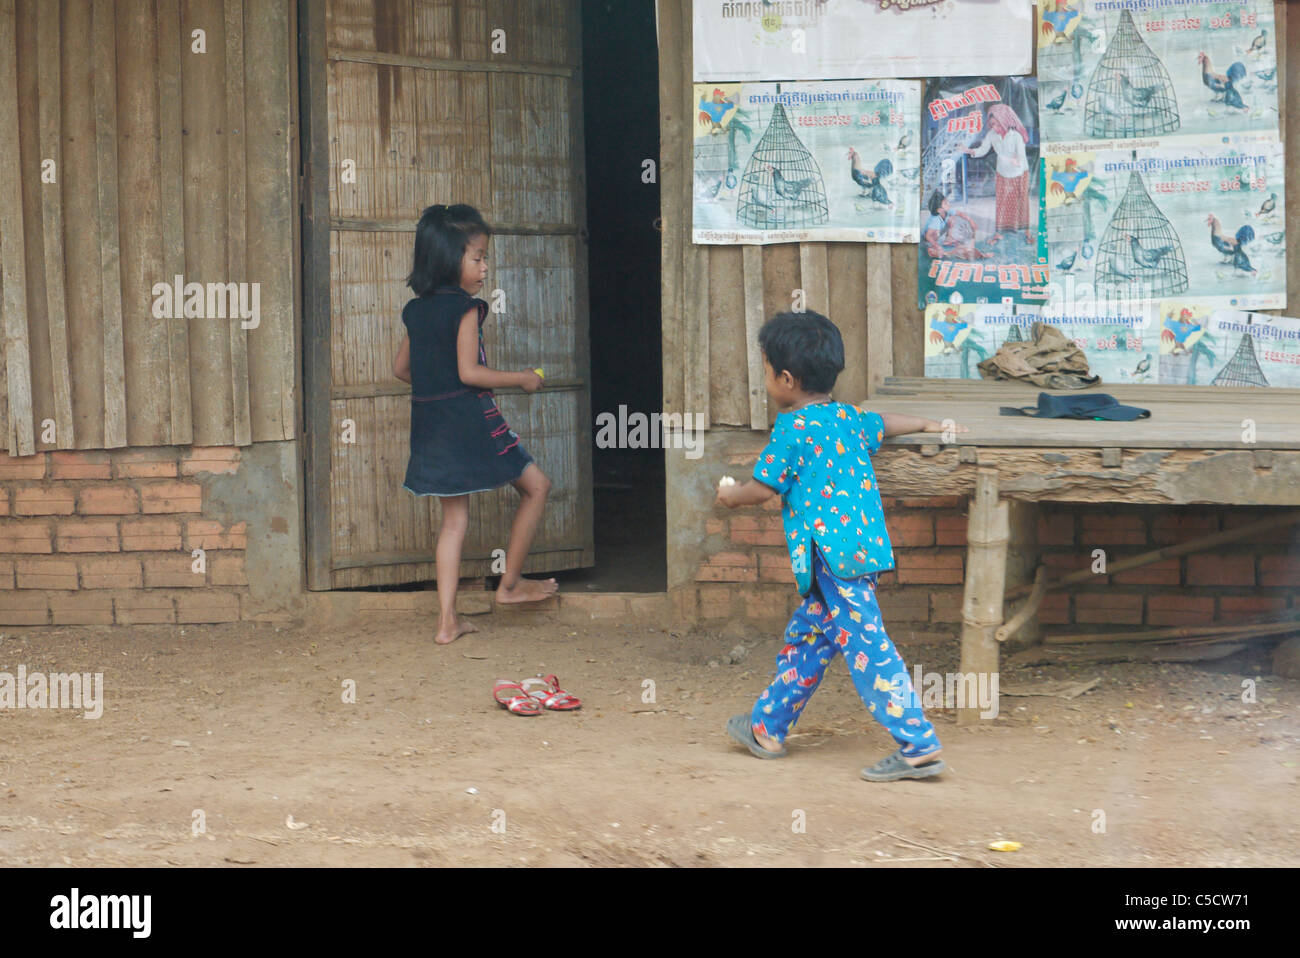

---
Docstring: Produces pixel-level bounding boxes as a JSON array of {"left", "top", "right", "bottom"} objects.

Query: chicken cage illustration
[
  {"left": 1084, "top": 10, "right": 1179, "bottom": 139},
  {"left": 1094, "top": 171, "right": 1187, "bottom": 300},
  {"left": 1212, "top": 331, "right": 1270, "bottom": 387},
  {"left": 737, "top": 99, "right": 828, "bottom": 230}
]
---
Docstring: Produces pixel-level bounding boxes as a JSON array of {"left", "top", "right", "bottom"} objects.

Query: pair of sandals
[
  {"left": 726, "top": 713, "right": 946, "bottom": 781},
  {"left": 493, "top": 675, "right": 582, "bottom": 716}
]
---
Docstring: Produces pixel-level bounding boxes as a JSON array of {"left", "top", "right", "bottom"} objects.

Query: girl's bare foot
[
  {"left": 495, "top": 577, "right": 559, "bottom": 604},
  {"left": 434, "top": 619, "right": 478, "bottom": 645},
  {"left": 903, "top": 748, "right": 942, "bottom": 767}
]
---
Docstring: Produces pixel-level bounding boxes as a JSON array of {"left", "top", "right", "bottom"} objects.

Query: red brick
[
  {"left": 1037, "top": 512, "right": 1075, "bottom": 546},
  {"left": 209, "top": 554, "right": 248, "bottom": 586},
  {"left": 895, "top": 552, "right": 963, "bottom": 585},
  {"left": 15, "top": 558, "right": 78, "bottom": 590},
  {"left": 1186, "top": 554, "right": 1254, "bottom": 587},
  {"left": 928, "top": 589, "right": 963, "bottom": 624},
  {"left": 1218, "top": 595, "right": 1289, "bottom": 621},
  {"left": 878, "top": 496, "right": 900, "bottom": 509},
  {"left": 0, "top": 452, "right": 45, "bottom": 479},
  {"left": 1037, "top": 592, "right": 1070, "bottom": 625},
  {"left": 1148, "top": 594, "right": 1214, "bottom": 627},
  {"left": 0, "top": 593, "right": 48, "bottom": 625},
  {"left": 888, "top": 513, "right": 934, "bottom": 547},
  {"left": 935, "top": 514, "right": 967, "bottom": 546},
  {"left": 1074, "top": 592, "right": 1144, "bottom": 625},
  {"left": 143, "top": 555, "right": 207, "bottom": 588},
  {"left": 0, "top": 559, "right": 12, "bottom": 588},
  {"left": 184, "top": 519, "right": 247, "bottom": 550},
  {"left": 49, "top": 450, "right": 111, "bottom": 479},
  {"left": 730, "top": 515, "right": 784, "bottom": 546},
  {"left": 79, "top": 556, "right": 144, "bottom": 589},
  {"left": 697, "top": 585, "right": 732, "bottom": 619},
  {"left": 175, "top": 591, "right": 241, "bottom": 623},
  {"left": 139, "top": 481, "right": 202, "bottom": 514},
  {"left": 115, "top": 593, "right": 176, "bottom": 625},
  {"left": 112, "top": 450, "right": 178, "bottom": 479},
  {"left": 1079, "top": 513, "right": 1147, "bottom": 546},
  {"left": 696, "top": 551, "right": 759, "bottom": 582},
  {"left": 1259, "top": 553, "right": 1300, "bottom": 588},
  {"left": 0, "top": 519, "right": 53, "bottom": 553},
  {"left": 738, "top": 587, "right": 790, "bottom": 622},
  {"left": 120, "top": 517, "right": 182, "bottom": 551},
  {"left": 1043, "top": 550, "right": 1107, "bottom": 580},
  {"left": 49, "top": 593, "right": 114, "bottom": 625},
  {"left": 55, "top": 519, "right": 120, "bottom": 552},
  {"left": 1151, "top": 511, "right": 1219, "bottom": 545},
  {"left": 704, "top": 518, "right": 725, "bottom": 535},
  {"left": 1112, "top": 557, "right": 1181, "bottom": 586},
  {"left": 13, "top": 487, "right": 76, "bottom": 516},
  {"left": 78, "top": 486, "right": 140, "bottom": 515},
  {"left": 757, "top": 551, "right": 795, "bottom": 583},
  {"left": 180, "top": 446, "right": 241, "bottom": 476},
  {"left": 876, "top": 569, "right": 899, "bottom": 588}
]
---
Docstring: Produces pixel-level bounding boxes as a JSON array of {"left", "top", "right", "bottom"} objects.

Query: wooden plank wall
[
  {"left": 0, "top": 0, "right": 296, "bottom": 455},
  {"left": 659, "top": 0, "right": 1299, "bottom": 431}
]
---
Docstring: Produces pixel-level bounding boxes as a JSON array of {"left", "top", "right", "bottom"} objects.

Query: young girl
[{"left": 392, "top": 204, "right": 558, "bottom": 644}]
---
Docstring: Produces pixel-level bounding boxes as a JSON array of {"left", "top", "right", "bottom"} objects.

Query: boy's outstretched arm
[
  {"left": 868, "top": 409, "right": 970, "bottom": 438},
  {"left": 716, "top": 478, "right": 777, "bottom": 508}
]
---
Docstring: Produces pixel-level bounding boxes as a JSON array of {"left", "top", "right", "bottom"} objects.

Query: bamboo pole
[
  {"left": 1005, "top": 509, "right": 1300, "bottom": 601},
  {"left": 959, "top": 469, "right": 1008, "bottom": 727},
  {"left": 1044, "top": 619, "right": 1300, "bottom": 645}
]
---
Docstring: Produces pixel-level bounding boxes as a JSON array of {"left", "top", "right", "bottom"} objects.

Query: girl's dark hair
[
  {"left": 758, "top": 311, "right": 844, "bottom": 394},
  {"left": 928, "top": 190, "right": 946, "bottom": 216},
  {"left": 406, "top": 204, "right": 492, "bottom": 295}
]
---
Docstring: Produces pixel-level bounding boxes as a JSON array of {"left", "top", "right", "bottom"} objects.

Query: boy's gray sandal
[
  {"left": 861, "top": 749, "right": 945, "bottom": 782},
  {"left": 726, "top": 713, "right": 787, "bottom": 759}
]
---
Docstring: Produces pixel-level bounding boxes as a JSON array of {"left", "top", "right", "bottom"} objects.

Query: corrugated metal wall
[{"left": 0, "top": 0, "right": 296, "bottom": 456}]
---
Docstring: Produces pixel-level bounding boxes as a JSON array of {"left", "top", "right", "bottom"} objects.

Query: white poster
[
  {"left": 692, "top": 80, "right": 921, "bottom": 244},
  {"left": 692, "top": 0, "right": 1033, "bottom": 82},
  {"left": 1158, "top": 307, "right": 1300, "bottom": 388}
]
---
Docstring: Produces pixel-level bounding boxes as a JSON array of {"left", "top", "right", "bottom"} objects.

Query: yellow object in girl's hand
[{"left": 533, "top": 368, "right": 545, "bottom": 378}]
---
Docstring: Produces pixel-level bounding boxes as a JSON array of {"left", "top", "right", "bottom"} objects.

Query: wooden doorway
[{"left": 299, "top": 0, "right": 594, "bottom": 589}]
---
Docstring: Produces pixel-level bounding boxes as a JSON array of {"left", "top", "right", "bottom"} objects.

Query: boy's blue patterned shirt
[{"left": 752, "top": 401, "right": 894, "bottom": 595}]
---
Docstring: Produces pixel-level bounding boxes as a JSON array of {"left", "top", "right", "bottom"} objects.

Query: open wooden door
[{"left": 300, "top": 0, "right": 593, "bottom": 589}]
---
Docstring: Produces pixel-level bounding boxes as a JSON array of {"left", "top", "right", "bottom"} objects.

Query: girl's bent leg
[
  {"left": 496, "top": 463, "right": 559, "bottom": 604},
  {"left": 434, "top": 495, "right": 478, "bottom": 644}
]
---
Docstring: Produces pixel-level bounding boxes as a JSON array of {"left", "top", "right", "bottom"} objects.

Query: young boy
[{"left": 716, "top": 311, "right": 967, "bottom": 782}]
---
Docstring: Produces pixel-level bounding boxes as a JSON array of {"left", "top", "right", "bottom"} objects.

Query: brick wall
[
  {"left": 686, "top": 479, "right": 1300, "bottom": 638},
  {"left": 0, "top": 447, "right": 252, "bottom": 626}
]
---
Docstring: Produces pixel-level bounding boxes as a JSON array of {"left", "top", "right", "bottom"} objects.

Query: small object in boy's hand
[
  {"left": 533, "top": 367, "right": 545, "bottom": 378},
  {"left": 719, "top": 475, "right": 737, "bottom": 487}
]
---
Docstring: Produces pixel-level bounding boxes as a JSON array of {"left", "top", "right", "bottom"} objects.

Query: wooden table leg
[{"left": 959, "top": 469, "right": 1008, "bottom": 727}]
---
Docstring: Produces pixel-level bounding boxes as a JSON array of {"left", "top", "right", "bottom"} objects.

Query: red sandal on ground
[
  {"left": 493, "top": 679, "right": 542, "bottom": 716},
  {"left": 520, "top": 674, "right": 582, "bottom": 711}
]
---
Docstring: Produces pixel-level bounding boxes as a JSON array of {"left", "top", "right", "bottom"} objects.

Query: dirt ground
[{"left": 1, "top": 612, "right": 1296, "bottom": 867}]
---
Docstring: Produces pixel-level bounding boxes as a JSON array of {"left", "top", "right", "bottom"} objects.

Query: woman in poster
[{"left": 964, "top": 103, "right": 1032, "bottom": 245}]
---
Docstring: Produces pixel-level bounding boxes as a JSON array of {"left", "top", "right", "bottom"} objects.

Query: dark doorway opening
[{"left": 554, "top": 0, "right": 666, "bottom": 593}]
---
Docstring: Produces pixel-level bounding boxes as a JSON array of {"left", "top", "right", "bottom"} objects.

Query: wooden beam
[
  {"left": 0, "top": 0, "right": 34, "bottom": 456},
  {"left": 225, "top": 0, "right": 251, "bottom": 446},
  {"left": 742, "top": 244, "right": 767, "bottom": 430},
  {"left": 658, "top": 0, "right": 685, "bottom": 420},
  {"left": 299, "top": 0, "right": 334, "bottom": 590},
  {"left": 958, "top": 469, "right": 1008, "bottom": 727},
  {"left": 865, "top": 242, "right": 892, "bottom": 396},
  {"left": 92, "top": 0, "right": 126, "bottom": 448},
  {"left": 326, "top": 48, "right": 573, "bottom": 79},
  {"left": 798, "top": 242, "right": 828, "bottom": 314},
  {"left": 158, "top": 0, "right": 192, "bottom": 445},
  {"left": 37, "top": 1, "right": 72, "bottom": 448}
]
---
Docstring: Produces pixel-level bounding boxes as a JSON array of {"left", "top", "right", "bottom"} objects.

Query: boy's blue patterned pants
[{"left": 750, "top": 547, "right": 942, "bottom": 757}]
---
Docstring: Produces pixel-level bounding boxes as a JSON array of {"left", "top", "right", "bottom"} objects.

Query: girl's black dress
[{"left": 402, "top": 285, "right": 533, "bottom": 496}]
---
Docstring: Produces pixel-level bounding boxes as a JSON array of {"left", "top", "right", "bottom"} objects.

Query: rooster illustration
[
  {"left": 1206, "top": 215, "right": 1256, "bottom": 273},
  {"left": 1049, "top": 157, "right": 1088, "bottom": 205},
  {"left": 1197, "top": 52, "right": 1247, "bottom": 111},
  {"left": 1040, "top": 0, "right": 1080, "bottom": 44},
  {"left": 697, "top": 88, "right": 736, "bottom": 134},
  {"left": 1162, "top": 308, "right": 1202, "bottom": 355},
  {"left": 847, "top": 148, "right": 892, "bottom": 206}
]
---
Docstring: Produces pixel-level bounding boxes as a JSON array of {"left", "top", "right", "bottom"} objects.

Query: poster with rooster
[
  {"left": 692, "top": 0, "right": 1032, "bottom": 81},
  {"left": 1038, "top": 1, "right": 1279, "bottom": 154},
  {"left": 917, "top": 76, "right": 1048, "bottom": 309},
  {"left": 1043, "top": 141, "right": 1286, "bottom": 316},
  {"left": 1157, "top": 307, "right": 1300, "bottom": 388},
  {"left": 691, "top": 80, "right": 921, "bottom": 244},
  {"left": 924, "top": 303, "right": 1152, "bottom": 384}
]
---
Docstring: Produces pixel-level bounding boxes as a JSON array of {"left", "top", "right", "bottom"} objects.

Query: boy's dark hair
[
  {"left": 758, "top": 311, "right": 844, "bottom": 394},
  {"left": 406, "top": 204, "right": 492, "bottom": 296},
  {"left": 927, "top": 190, "right": 946, "bottom": 216}
]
